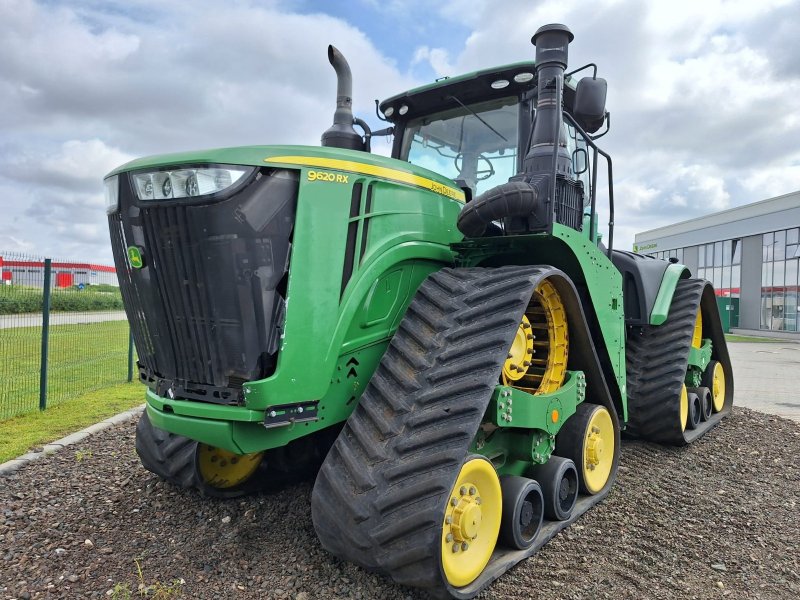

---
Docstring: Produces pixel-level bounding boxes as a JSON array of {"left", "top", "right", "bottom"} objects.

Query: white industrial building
[{"left": 634, "top": 190, "right": 800, "bottom": 338}]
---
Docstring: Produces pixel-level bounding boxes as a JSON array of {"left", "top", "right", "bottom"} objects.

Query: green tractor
[{"left": 104, "top": 24, "right": 733, "bottom": 598}]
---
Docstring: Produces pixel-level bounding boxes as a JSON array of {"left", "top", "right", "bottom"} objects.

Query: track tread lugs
[{"left": 311, "top": 266, "right": 550, "bottom": 597}]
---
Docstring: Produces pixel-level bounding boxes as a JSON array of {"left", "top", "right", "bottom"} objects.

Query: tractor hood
[{"left": 105, "top": 144, "right": 463, "bottom": 196}]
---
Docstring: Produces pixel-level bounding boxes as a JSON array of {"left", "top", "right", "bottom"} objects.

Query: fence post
[
  {"left": 39, "top": 258, "right": 52, "bottom": 411},
  {"left": 127, "top": 328, "right": 134, "bottom": 382}
]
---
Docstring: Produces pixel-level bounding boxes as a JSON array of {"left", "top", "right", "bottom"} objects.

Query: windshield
[{"left": 400, "top": 97, "right": 519, "bottom": 196}]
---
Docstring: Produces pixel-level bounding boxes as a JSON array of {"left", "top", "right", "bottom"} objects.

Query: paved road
[
  {"left": 728, "top": 341, "right": 800, "bottom": 421},
  {"left": 0, "top": 310, "right": 128, "bottom": 329}
]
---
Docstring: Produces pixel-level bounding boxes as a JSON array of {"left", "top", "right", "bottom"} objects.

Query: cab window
[{"left": 400, "top": 97, "right": 519, "bottom": 196}]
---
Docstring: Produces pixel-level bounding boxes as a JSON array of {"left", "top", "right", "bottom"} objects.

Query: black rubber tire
[
  {"left": 311, "top": 266, "right": 556, "bottom": 598},
  {"left": 529, "top": 456, "right": 579, "bottom": 522},
  {"left": 686, "top": 392, "right": 701, "bottom": 430},
  {"left": 555, "top": 402, "right": 615, "bottom": 495},
  {"left": 692, "top": 386, "right": 713, "bottom": 421},
  {"left": 499, "top": 476, "right": 544, "bottom": 550},
  {"left": 625, "top": 279, "right": 704, "bottom": 444}
]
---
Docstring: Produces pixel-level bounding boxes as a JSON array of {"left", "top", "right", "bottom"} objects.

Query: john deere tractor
[{"left": 104, "top": 24, "right": 733, "bottom": 598}]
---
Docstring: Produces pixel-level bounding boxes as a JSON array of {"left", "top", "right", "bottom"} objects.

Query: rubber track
[
  {"left": 311, "top": 266, "right": 553, "bottom": 598},
  {"left": 625, "top": 278, "right": 727, "bottom": 445}
]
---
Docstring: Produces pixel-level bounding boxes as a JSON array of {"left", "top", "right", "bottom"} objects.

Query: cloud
[
  {"left": 406, "top": 0, "right": 800, "bottom": 248},
  {"left": 0, "top": 0, "right": 417, "bottom": 261},
  {"left": 1, "top": 0, "right": 798, "bottom": 263}
]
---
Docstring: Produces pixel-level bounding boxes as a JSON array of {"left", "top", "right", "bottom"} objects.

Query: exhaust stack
[{"left": 321, "top": 45, "right": 364, "bottom": 151}]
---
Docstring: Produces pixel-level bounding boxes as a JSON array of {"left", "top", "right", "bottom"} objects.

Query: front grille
[
  {"left": 141, "top": 205, "right": 222, "bottom": 385},
  {"left": 109, "top": 168, "right": 299, "bottom": 404}
]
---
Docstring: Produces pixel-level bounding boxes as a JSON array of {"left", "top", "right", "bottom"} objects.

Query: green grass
[
  {"left": 725, "top": 334, "right": 782, "bottom": 343},
  {"left": 0, "top": 319, "right": 132, "bottom": 419},
  {"left": 0, "top": 382, "right": 144, "bottom": 463}
]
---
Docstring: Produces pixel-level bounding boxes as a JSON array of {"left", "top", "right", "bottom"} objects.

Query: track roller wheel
[
  {"left": 441, "top": 456, "right": 502, "bottom": 588},
  {"left": 499, "top": 476, "right": 544, "bottom": 550},
  {"left": 555, "top": 403, "right": 617, "bottom": 495},
  {"left": 702, "top": 360, "right": 726, "bottom": 413},
  {"left": 686, "top": 391, "right": 701, "bottom": 430},
  {"left": 691, "top": 386, "right": 713, "bottom": 421},
  {"left": 530, "top": 456, "right": 578, "bottom": 521}
]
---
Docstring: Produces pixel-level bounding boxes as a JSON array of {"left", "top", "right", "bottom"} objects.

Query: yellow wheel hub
[
  {"left": 441, "top": 458, "right": 501, "bottom": 588},
  {"left": 692, "top": 310, "right": 703, "bottom": 349},
  {"left": 197, "top": 445, "right": 264, "bottom": 489},
  {"left": 680, "top": 384, "right": 689, "bottom": 432},
  {"left": 504, "top": 279, "right": 568, "bottom": 395},
  {"left": 711, "top": 362, "right": 726, "bottom": 412},
  {"left": 502, "top": 315, "right": 534, "bottom": 382},
  {"left": 582, "top": 406, "right": 614, "bottom": 494}
]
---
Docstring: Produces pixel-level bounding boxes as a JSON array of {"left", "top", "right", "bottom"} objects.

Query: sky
[{"left": 1, "top": 0, "right": 799, "bottom": 263}]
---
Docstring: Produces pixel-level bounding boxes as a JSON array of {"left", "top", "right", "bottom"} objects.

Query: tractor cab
[{"left": 379, "top": 61, "right": 607, "bottom": 238}]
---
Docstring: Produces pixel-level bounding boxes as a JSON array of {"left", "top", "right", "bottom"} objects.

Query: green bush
[{"left": 0, "top": 285, "right": 124, "bottom": 314}]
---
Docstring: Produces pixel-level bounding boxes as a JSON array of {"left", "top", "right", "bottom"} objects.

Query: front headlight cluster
[
  {"left": 131, "top": 166, "right": 254, "bottom": 201},
  {"left": 104, "top": 175, "right": 119, "bottom": 214}
]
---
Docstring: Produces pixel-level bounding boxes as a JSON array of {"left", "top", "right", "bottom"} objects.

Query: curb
[{"left": 0, "top": 404, "right": 145, "bottom": 476}]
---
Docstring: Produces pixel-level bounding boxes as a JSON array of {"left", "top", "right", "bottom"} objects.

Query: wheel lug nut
[
  {"left": 450, "top": 497, "right": 458, "bottom": 506},
  {"left": 446, "top": 533, "right": 453, "bottom": 542},
  {"left": 452, "top": 543, "right": 460, "bottom": 553},
  {"left": 461, "top": 542, "right": 469, "bottom": 551},
  {"left": 446, "top": 516, "right": 452, "bottom": 524},
  {"left": 459, "top": 486, "right": 467, "bottom": 496},
  {"left": 469, "top": 486, "right": 476, "bottom": 495}
]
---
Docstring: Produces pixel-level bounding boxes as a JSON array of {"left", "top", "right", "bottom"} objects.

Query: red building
[{"left": 0, "top": 256, "right": 118, "bottom": 288}]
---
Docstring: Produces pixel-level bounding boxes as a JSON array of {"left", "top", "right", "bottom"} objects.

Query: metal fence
[{"left": 0, "top": 251, "right": 133, "bottom": 420}]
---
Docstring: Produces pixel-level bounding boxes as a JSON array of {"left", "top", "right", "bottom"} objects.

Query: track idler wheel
[
  {"left": 530, "top": 456, "right": 578, "bottom": 521},
  {"left": 499, "top": 476, "right": 544, "bottom": 550},
  {"left": 686, "top": 391, "right": 702, "bottom": 430},
  {"left": 441, "top": 456, "right": 503, "bottom": 588},
  {"left": 555, "top": 403, "right": 616, "bottom": 495}
]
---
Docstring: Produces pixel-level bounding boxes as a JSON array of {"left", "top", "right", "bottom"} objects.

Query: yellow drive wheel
[
  {"left": 504, "top": 279, "right": 568, "bottom": 395},
  {"left": 679, "top": 384, "right": 689, "bottom": 432},
  {"left": 441, "top": 456, "right": 502, "bottom": 588},
  {"left": 555, "top": 403, "right": 617, "bottom": 495},
  {"left": 704, "top": 360, "right": 726, "bottom": 413},
  {"left": 197, "top": 445, "right": 264, "bottom": 489},
  {"left": 692, "top": 310, "right": 703, "bottom": 349}
]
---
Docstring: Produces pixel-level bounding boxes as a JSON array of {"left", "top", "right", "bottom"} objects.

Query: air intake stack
[
  {"left": 523, "top": 24, "right": 574, "bottom": 179},
  {"left": 457, "top": 24, "right": 581, "bottom": 237}
]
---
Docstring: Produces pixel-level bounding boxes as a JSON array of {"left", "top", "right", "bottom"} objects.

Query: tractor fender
[{"left": 610, "top": 250, "right": 690, "bottom": 326}]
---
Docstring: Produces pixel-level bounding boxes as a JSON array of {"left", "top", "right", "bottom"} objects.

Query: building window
[
  {"left": 762, "top": 228, "right": 799, "bottom": 332},
  {"left": 696, "top": 238, "right": 741, "bottom": 304}
]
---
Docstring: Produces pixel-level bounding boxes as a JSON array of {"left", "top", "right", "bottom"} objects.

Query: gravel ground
[{"left": 1, "top": 406, "right": 798, "bottom": 600}]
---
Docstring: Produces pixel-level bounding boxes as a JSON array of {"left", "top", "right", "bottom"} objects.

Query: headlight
[
  {"left": 104, "top": 175, "right": 119, "bottom": 214},
  {"left": 131, "top": 166, "right": 253, "bottom": 201}
]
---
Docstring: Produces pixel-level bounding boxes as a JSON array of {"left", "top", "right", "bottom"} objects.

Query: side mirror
[
  {"left": 574, "top": 76, "right": 607, "bottom": 133},
  {"left": 572, "top": 147, "right": 589, "bottom": 176}
]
